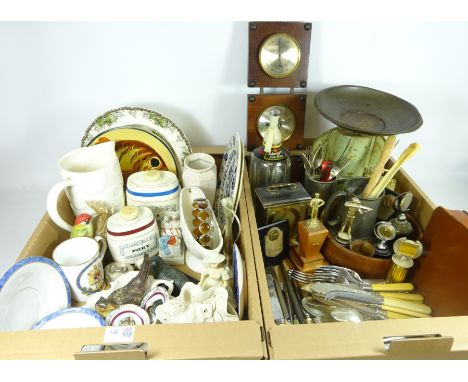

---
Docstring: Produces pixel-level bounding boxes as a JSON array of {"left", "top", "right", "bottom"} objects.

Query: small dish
[
  {"left": 213, "top": 133, "right": 244, "bottom": 229},
  {"left": 141, "top": 286, "right": 170, "bottom": 323},
  {"left": 105, "top": 304, "right": 150, "bottom": 326},
  {"left": 0, "top": 257, "right": 71, "bottom": 332},
  {"left": 32, "top": 307, "right": 105, "bottom": 330},
  {"left": 232, "top": 244, "right": 246, "bottom": 318},
  {"left": 179, "top": 187, "right": 223, "bottom": 273}
]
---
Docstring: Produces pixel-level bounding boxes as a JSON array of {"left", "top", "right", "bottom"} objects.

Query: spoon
[{"left": 301, "top": 298, "right": 365, "bottom": 323}]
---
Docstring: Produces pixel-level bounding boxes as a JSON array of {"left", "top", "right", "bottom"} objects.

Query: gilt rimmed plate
[
  {"left": 32, "top": 307, "right": 105, "bottom": 330},
  {"left": 213, "top": 133, "right": 244, "bottom": 228},
  {"left": 0, "top": 257, "right": 71, "bottom": 332},
  {"left": 81, "top": 107, "right": 192, "bottom": 181},
  {"left": 105, "top": 304, "right": 150, "bottom": 327}
]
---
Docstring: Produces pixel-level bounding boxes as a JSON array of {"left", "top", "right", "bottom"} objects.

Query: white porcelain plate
[
  {"left": 213, "top": 133, "right": 244, "bottom": 228},
  {"left": 0, "top": 257, "right": 71, "bottom": 332},
  {"left": 106, "top": 304, "right": 150, "bottom": 326},
  {"left": 81, "top": 107, "right": 192, "bottom": 180},
  {"left": 32, "top": 307, "right": 105, "bottom": 330},
  {"left": 232, "top": 243, "right": 246, "bottom": 318}
]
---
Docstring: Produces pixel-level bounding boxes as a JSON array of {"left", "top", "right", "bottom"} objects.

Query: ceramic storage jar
[
  {"left": 126, "top": 170, "right": 180, "bottom": 222},
  {"left": 107, "top": 205, "right": 159, "bottom": 264}
]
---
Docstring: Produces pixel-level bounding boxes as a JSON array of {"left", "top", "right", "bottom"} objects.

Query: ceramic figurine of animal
[
  {"left": 95, "top": 254, "right": 151, "bottom": 317},
  {"left": 70, "top": 213, "right": 94, "bottom": 238}
]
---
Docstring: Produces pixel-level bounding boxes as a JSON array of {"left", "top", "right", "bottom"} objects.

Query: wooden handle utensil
[
  {"left": 368, "top": 142, "right": 420, "bottom": 198},
  {"left": 361, "top": 135, "right": 397, "bottom": 198}
]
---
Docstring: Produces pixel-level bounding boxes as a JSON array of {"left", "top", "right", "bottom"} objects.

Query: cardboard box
[
  {"left": 244, "top": 155, "right": 468, "bottom": 360},
  {"left": 0, "top": 148, "right": 266, "bottom": 360}
]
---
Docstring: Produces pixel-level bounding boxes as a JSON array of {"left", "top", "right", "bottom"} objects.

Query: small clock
[
  {"left": 259, "top": 33, "right": 301, "bottom": 79},
  {"left": 248, "top": 21, "right": 312, "bottom": 88}
]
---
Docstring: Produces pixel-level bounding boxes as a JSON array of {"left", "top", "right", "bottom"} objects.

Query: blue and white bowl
[
  {"left": 32, "top": 307, "right": 105, "bottom": 330},
  {"left": 0, "top": 256, "right": 71, "bottom": 332}
]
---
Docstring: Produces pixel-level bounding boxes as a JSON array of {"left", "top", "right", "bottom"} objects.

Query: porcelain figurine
[
  {"left": 150, "top": 255, "right": 192, "bottom": 297},
  {"left": 70, "top": 213, "right": 94, "bottom": 239},
  {"left": 95, "top": 254, "right": 151, "bottom": 317},
  {"left": 198, "top": 254, "right": 230, "bottom": 291},
  {"left": 158, "top": 212, "right": 185, "bottom": 265},
  {"left": 155, "top": 282, "right": 239, "bottom": 324}
]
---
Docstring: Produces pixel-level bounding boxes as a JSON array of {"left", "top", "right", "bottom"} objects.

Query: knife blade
[
  {"left": 302, "top": 282, "right": 432, "bottom": 316},
  {"left": 266, "top": 273, "right": 286, "bottom": 325}
]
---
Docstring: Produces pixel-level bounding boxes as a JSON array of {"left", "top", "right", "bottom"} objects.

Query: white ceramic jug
[{"left": 47, "top": 141, "right": 125, "bottom": 232}]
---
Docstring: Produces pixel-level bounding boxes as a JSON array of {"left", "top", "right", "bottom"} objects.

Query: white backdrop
[{"left": 1, "top": 21, "right": 467, "bottom": 273}]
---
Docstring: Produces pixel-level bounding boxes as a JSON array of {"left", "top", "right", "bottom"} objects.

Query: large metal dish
[{"left": 314, "top": 85, "right": 423, "bottom": 135}]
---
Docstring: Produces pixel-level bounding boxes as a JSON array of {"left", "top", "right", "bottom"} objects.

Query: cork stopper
[
  {"left": 143, "top": 170, "right": 161, "bottom": 182},
  {"left": 119, "top": 206, "right": 139, "bottom": 221}
]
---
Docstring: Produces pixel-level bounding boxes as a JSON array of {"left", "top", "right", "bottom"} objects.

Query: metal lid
[{"left": 255, "top": 182, "right": 311, "bottom": 208}]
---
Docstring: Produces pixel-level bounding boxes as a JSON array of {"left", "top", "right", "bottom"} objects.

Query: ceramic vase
[{"left": 182, "top": 153, "right": 217, "bottom": 205}]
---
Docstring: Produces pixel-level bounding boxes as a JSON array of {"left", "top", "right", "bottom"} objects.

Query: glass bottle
[{"left": 249, "top": 108, "right": 291, "bottom": 191}]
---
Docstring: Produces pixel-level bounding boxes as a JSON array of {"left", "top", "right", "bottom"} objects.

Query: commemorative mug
[
  {"left": 47, "top": 141, "right": 125, "bottom": 232},
  {"left": 322, "top": 177, "right": 385, "bottom": 240},
  {"left": 52, "top": 236, "right": 107, "bottom": 302}
]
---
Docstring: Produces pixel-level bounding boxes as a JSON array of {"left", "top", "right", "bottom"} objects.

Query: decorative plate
[
  {"left": 105, "top": 304, "right": 150, "bottom": 326},
  {"left": 32, "top": 307, "right": 105, "bottom": 330},
  {"left": 213, "top": 133, "right": 244, "bottom": 228},
  {"left": 0, "top": 257, "right": 71, "bottom": 332},
  {"left": 81, "top": 107, "right": 192, "bottom": 182},
  {"left": 232, "top": 244, "right": 246, "bottom": 318}
]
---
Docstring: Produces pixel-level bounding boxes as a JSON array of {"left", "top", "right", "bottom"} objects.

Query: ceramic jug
[{"left": 47, "top": 141, "right": 125, "bottom": 232}]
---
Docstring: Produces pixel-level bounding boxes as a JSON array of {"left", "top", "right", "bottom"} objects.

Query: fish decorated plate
[
  {"left": 213, "top": 133, "right": 244, "bottom": 228},
  {"left": 81, "top": 107, "right": 192, "bottom": 182}
]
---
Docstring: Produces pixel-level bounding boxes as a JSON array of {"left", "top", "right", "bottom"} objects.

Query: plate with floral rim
[
  {"left": 213, "top": 133, "right": 244, "bottom": 229},
  {"left": 81, "top": 107, "right": 192, "bottom": 182},
  {"left": 32, "top": 307, "right": 105, "bottom": 330}
]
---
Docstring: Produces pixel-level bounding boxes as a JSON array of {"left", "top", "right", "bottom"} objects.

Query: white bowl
[
  {"left": 0, "top": 257, "right": 71, "bottom": 331},
  {"left": 179, "top": 187, "right": 223, "bottom": 273},
  {"left": 32, "top": 307, "right": 105, "bottom": 330}
]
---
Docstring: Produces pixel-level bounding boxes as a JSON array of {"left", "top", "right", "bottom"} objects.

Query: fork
[{"left": 288, "top": 268, "right": 419, "bottom": 295}]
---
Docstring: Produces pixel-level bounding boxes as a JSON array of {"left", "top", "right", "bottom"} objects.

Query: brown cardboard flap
[
  {"left": 268, "top": 317, "right": 468, "bottom": 360},
  {"left": 413, "top": 207, "right": 468, "bottom": 316}
]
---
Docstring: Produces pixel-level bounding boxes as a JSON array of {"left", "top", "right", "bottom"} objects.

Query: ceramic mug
[
  {"left": 182, "top": 153, "right": 217, "bottom": 205},
  {"left": 47, "top": 141, "right": 125, "bottom": 232},
  {"left": 52, "top": 236, "right": 107, "bottom": 303},
  {"left": 322, "top": 177, "right": 385, "bottom": 240}
]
